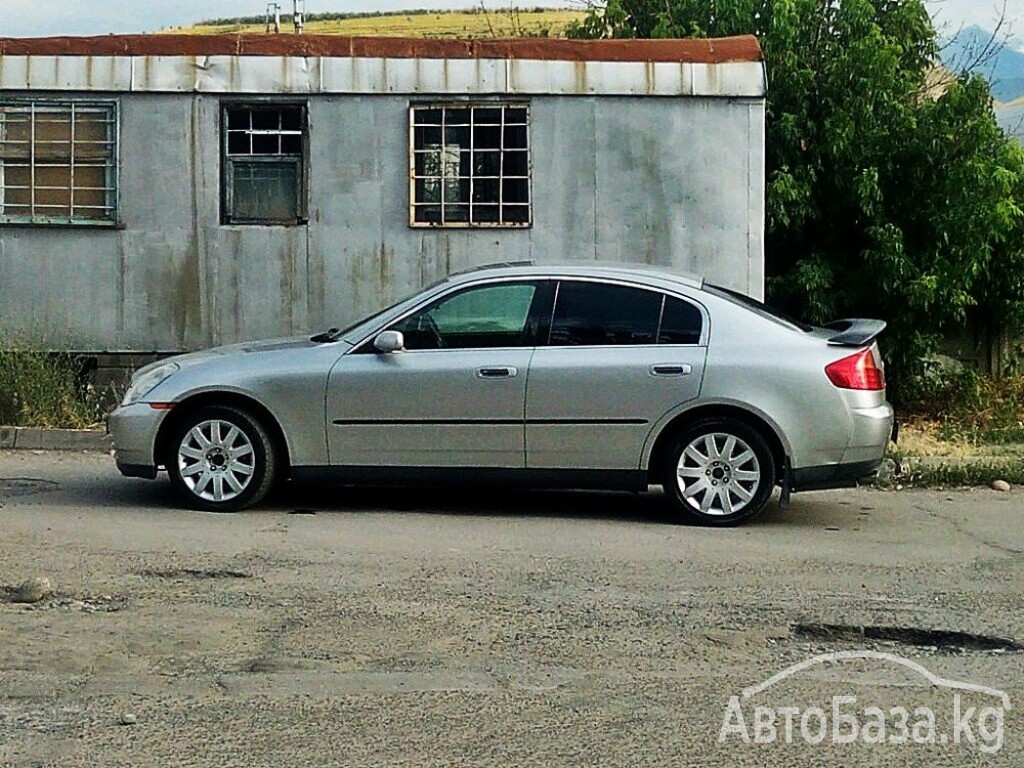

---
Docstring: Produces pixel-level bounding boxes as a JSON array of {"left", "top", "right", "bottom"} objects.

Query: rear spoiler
[{"left": 822, "top": 319, "right": 887, "bottom": 347}]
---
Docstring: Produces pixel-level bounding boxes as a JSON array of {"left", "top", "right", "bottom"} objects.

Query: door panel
[
  {"left": 525, "top": 345, "right": 706, "bottom": 469},
  {"left": 327, "top": 280, "right": 543, "bottom": 468},
  {"left": 525, "top": 280, "right": 707, "bottom": 469},
  {"left": 327, "top": 349, "right": 533, "bottom": 467}
]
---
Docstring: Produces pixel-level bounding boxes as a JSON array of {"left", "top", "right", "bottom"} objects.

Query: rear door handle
[
  {"left": 650, "top": 364, "right": 692, "bottom": 376},
  {"left": 477, "top": 366, "right": 518, "bottom": 379}
]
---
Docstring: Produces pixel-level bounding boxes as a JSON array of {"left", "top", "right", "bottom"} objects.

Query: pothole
[
  {"left": 0, "top": 478, "right": 60, "bottom": 499},
  {"left": 792, "top": 623, "right": 1024, "bottom": 653},
  {"left": 137, "top": 568, "right": 252, "bottom": 580}
]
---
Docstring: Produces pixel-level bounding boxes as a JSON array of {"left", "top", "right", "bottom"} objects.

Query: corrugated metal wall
[{"left": 0, "top": 91, "right": 764, "bottom": 352}]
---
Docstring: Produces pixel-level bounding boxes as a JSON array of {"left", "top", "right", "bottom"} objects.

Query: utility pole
[{"left": 293, "top": 0, "right": 305, "bottom": 34}]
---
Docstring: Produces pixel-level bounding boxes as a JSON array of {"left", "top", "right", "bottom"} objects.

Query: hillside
[
  {"left": 941, "top": 25, "right": 1024, "bottom": 103},
  {"left": 171, "top": 8, "right": 585, "bottom": 39},
  {"left": 998, "top": 100, "right": 1024, "bottom": 143}
]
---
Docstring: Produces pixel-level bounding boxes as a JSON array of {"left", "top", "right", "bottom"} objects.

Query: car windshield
[{"left": 705, "top": 284, "right": 813, "bottom": 332}]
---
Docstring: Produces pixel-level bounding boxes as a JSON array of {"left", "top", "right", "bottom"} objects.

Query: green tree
[{"left": 570, "top": 0, "right": 1024, "bottom": 393}]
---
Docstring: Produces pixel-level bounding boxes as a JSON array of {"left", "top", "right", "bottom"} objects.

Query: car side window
[
  {"left": 658, "top": 296, "right": 703, "bottom": 345},
  {"left": 548, "top": 281, "right": 703, "bottom": 346},
  {"left": 391, "top": 282, "right": 538, "bottom": 350},
  {"left": 549, "top": 282, "right": 662, "bottom": 346}
]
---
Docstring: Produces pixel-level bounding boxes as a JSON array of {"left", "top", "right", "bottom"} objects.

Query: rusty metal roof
[{"left": 0, "top": 33, "right": 762, "bottom": 63}]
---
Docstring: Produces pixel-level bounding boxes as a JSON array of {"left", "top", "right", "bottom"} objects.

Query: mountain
[
  {"left": 941, "top": 25, "right": 1024, "bottom": 103},
  {"left": 997, "top": 101, "right": 1024, "bottom": 143}
]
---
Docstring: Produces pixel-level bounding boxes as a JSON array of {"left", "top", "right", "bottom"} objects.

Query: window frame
[
  {"left": 220, "top": 101, "right": 309, "bottom": 226},
  {"left": 0, "top": 99, "right": 119, "bottom": 227},
  {"left": 408, "top": 102, "right": 532, "bottom": 229},
  {"left": 542, "top": 279, "right": 707, "bottom": 348}
]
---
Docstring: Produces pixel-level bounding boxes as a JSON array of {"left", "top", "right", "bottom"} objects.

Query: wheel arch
[
  {"left": 154, "top": 392, "right": 292, "bottom": 477},
  {"left": 645, "top": 403, "right": 789, "bottom": 484}
]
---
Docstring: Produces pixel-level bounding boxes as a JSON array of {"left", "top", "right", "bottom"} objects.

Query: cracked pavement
[{"left": 0, "top": 449, "right": 1022, "bottom": 767}]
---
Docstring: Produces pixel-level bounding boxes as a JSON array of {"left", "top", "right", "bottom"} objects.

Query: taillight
[{"left": 825, "top": 348, "right": 885, "bottom": 390}]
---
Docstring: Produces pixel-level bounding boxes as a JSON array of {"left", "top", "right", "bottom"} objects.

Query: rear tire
[
  {"left": 662, "top": 418, "right": 775, "bottom": 526},
  {"left": 167, "top": 406, "right": 276, "bottom": 512}
]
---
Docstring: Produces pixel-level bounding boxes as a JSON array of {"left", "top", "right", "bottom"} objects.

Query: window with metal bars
[
  {"left": 410, "top": 104, "right": 531, "bottom": 227},
  {"left": 0, "top": 101, "right": 117, "bottom": 225},
  {"left": 222, "top": 104, "right": 307, "bottom": 225}
]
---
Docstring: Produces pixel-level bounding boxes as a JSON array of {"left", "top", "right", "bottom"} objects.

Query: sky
[{"left": 0, "top": 0, "right": 1021, "bottom": 41}]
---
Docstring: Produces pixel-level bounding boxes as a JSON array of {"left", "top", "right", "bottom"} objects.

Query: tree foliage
[{"left": 570, "top": 0, "right": 1024, "bottom": 392}]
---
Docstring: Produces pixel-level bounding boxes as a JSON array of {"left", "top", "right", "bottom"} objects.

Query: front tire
[
  {"left": 662, "top": 418, "right": 775, "bottom": 526},
  {"left": 167, "top": 406, "right": 276, "bottom": 512}
]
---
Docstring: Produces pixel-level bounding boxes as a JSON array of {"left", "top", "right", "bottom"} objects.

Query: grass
[
  {"left": 876, "top": 370, "right": 1024, "bottom": 488},
  {"left": 169, "top": 9, "right": 586, "bottom": 39},
  {"left": 898, "top": 370, "right": 1024, "bottom": 446},
  {"left": 0, "top": 341, "right": 111, "bottom": 429}
]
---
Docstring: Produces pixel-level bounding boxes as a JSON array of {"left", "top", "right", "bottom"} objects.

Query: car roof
[{"left": 444, "top": 261, "right": 705, "bottom": 291}]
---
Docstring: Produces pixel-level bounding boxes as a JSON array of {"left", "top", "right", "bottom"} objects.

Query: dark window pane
[
  {"left": 659, "top": 297, "right": 703, "bottom": 344},
  {"left": 252, "top": 133, "right": 280, "bottom": 155},
  {"left": 473, "top": 204, "right": 500, "bottom": 223},
  {"left": 473, "top": 177, "right": 500, "bottom": 204},
  {"left": 503, "top": 151, "right": 529, "bottom": 176},
  {"left": 473, "top": 124, "right": 502, "bottom": 149},
  {"left": 474, "top": 151, "right": 502, "bottom": 177},
  {"left": 446, "top": 108, "right": 471, "bottom": 125},
  {"left": 451, "top": 177, "right": 471, "bottom": 204},
  {"left": 503, "top": 125, "right": 528, "bottom": 149},
  {"left": 280, "top": 108, "right": 303, "bottom": 131},
  {"left": 473, "top": 107, "right": 503, "bottom": 124},
  {"left": 502, "top": 177, "right": 529, "bottom": 204},
  {"left": 227, "top": 131, "right": 250, "bottom": 155},
  {"left": 550, "top": 283, "right": 662, "bottom": 346},
  {"left": 226, "top": 108, "right": 250, "bottom": 129},
  {"left": 414, "top": 204, "right": 442, "bottom": 223},
  {"left": 251, "top": 110, "right": 280, "bottom": 130},
  {"left": 415, "top": 177, "right": 441, "bottom": 204},
  {"left": 414, "top": 152, "right": 438, "bottom": 178},
  {"left": 444, "top": 125, "right": 470, "bottom": 148},
  {"left": 230, "top": 161, "right": 298, "bottom": 221},
  {"left": 413, "top": 108, "right": 443, "bottom": 125},
  {"left": 505, "top": 107, "right": 528, "bottom": 124},
  {"left": 414, "top": 125, "right": 442, "bottom": 149},
  {"left": 502, "top": 205, "right": 530, "bottom": 224},
  {"left": 444, "top": 203, "right": 469, "bottom": 222},
  {"left": 280, "top": 134, "right": 302, "bottom": 155}
]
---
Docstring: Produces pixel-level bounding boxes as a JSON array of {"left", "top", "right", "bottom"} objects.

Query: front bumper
[{"left": 107, "top": 402, "right": 168, "bottom": 477}]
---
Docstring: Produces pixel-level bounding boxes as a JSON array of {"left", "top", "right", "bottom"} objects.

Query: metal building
[{"left": 0, "top": 34, "right": 766, "bottom": 356}]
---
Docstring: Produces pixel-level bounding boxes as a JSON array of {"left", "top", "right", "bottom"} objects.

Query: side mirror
[{"left": 373, "top": 330, "right": 405, "bottom": 354}]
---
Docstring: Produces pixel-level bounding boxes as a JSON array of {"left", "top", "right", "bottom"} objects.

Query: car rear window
[{"left": 705, "top": 285, "right": 813, "bottom": 332}]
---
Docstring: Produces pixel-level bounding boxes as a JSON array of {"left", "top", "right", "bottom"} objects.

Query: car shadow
[{"left": 41, "top": 467, "right": 841, "bottom": 529}]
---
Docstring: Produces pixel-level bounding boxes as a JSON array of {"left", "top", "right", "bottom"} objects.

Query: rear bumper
[{"left": 791, "top": 459, "right": 883, "bottom": 492}]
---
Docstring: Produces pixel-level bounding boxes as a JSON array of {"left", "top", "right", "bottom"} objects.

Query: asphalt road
[{"left": 1, "top": 449, "right": 1022, "bottom": 767}]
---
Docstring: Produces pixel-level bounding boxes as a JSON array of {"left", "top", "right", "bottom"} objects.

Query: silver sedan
[{"left": 109, "top": 263, "right": 894, "bottom": 525}]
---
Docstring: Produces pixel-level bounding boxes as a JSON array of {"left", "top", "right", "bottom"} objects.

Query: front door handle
[
  {"left": 650, "top": 364, "right": 692, "bottom": 376},
  {"left": 477, "top": 366, "right": 518, "bottom": 379}
]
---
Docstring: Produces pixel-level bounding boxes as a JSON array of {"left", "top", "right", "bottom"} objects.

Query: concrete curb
[{"left": 0, "top": 427, "right": 111, "bottom": 453}]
